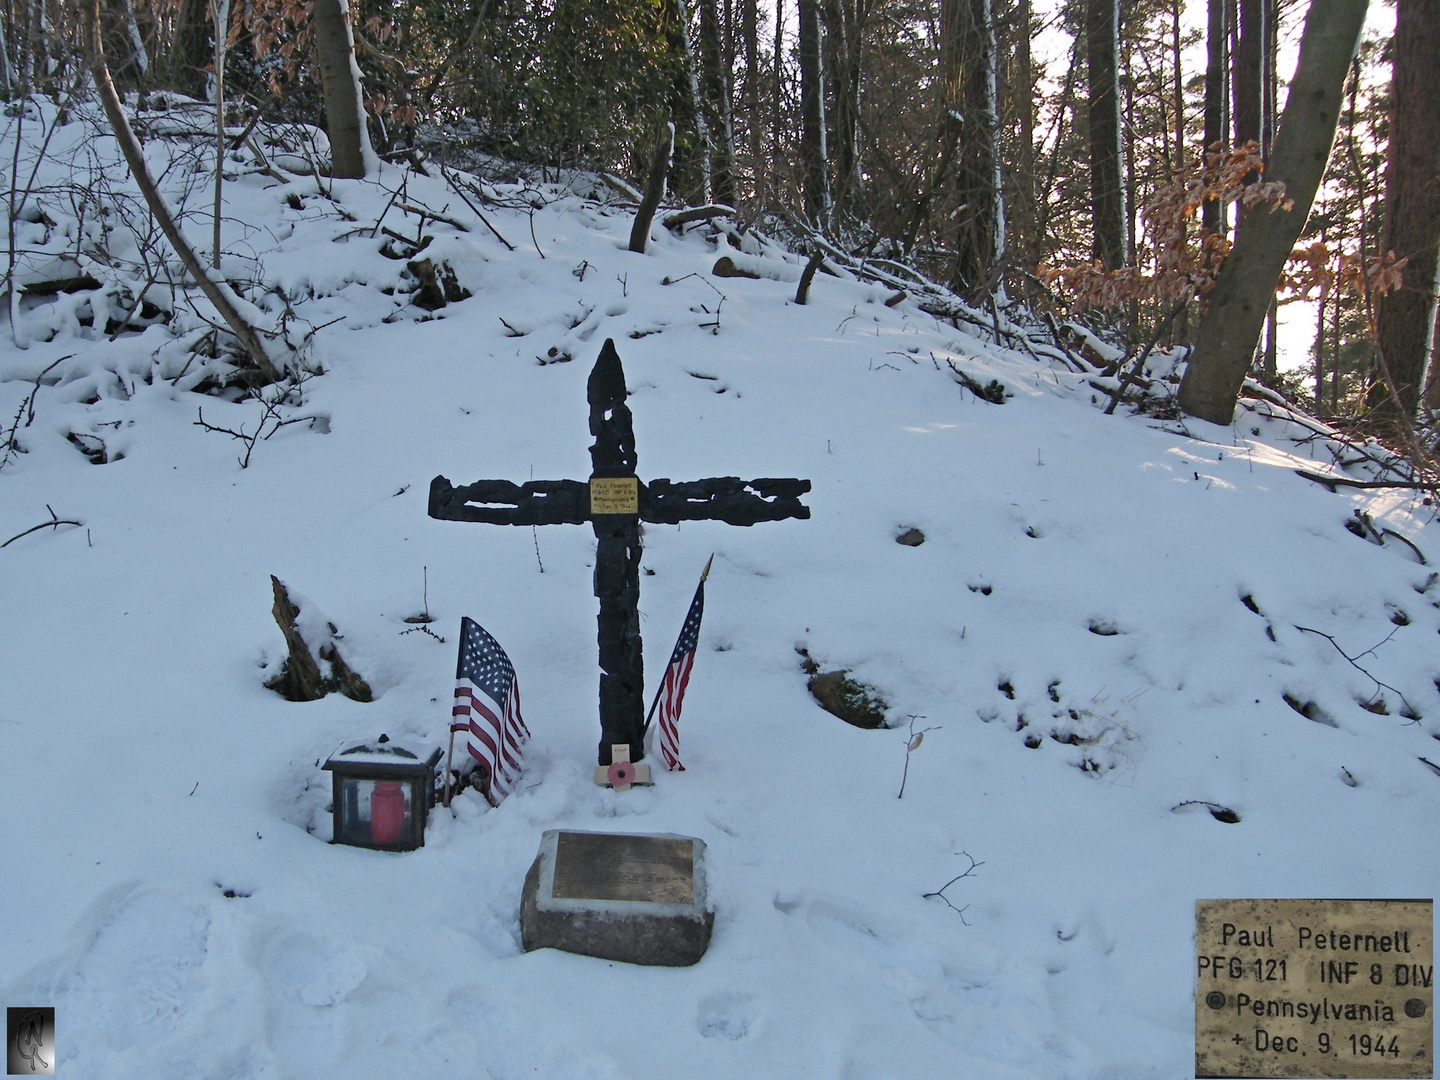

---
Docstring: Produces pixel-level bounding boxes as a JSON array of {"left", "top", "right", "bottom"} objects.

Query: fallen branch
[
  {"left": 1293, "top": 624, "right": 1420, "bottom": 719},
  {"left": 601, "top": 172, "right": 641, "bottom": 204},
  {"left": 1379, "top": 528, "right": 1427, "bottom": 565},
  {"left": 398, "top": 201, "right": 469, "bottom": 232},
  {"left": 1103, "top": 299, "right": 1188, "bottom": 415},
  {"left": 1294, "top": 469, "right": 1427, "bottom": 492},
  {"left": 3, "top": 505, "right": 82, "bottom": 548},
  {"left": 663, "top": 204, "right": 734, "bottom": 230}
]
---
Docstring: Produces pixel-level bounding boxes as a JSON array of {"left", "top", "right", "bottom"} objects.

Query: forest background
[{"left": 1, "top": 0, "right": 1436, "bottom": 440}]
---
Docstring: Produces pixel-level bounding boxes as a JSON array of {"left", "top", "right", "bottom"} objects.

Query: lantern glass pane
[{"left": 337, "top": 777, "right": 414, "bottom": 846}]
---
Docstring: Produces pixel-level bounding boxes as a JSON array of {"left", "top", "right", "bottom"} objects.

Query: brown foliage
[
  {"left": 1040, "top": 140, "right": 1406, "bottom": 316},
  {"left": 228, "top": 0, "right": 397, "bottom": 104},
  {"left": 1039, "top": 141, "right": 1288, "bottom": 310}
]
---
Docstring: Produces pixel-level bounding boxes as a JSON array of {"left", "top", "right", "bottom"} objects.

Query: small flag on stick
[
  {"left": 645, "top": 555, "right": 712, "bottom": 771},
  {"left": 452, "top": 617, "right": 530, "bottom": 806}
]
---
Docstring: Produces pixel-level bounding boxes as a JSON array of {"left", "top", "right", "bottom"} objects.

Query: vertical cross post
[{"left": 587, "top": 344, "right": 645, "bottom": 765}]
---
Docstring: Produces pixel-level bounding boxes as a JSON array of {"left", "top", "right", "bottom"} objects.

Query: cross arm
[
  {"left": 429, "top": 476, "right": 590, "bottom": 525},
  {"left": 642, "top": 477, "right": 811, "bottom": 526}
]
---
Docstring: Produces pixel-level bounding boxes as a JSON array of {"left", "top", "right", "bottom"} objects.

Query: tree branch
[{"left": 83, "top": 0, "right": 283, "bottom": 384}]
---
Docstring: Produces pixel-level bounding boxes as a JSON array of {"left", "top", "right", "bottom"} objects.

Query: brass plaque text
[
  {"left": 589, "top": 477, "right": 639, "bottom": 515},
  {"left": 1196, "top": 898, "right": 1433, "bottom": 1079}
]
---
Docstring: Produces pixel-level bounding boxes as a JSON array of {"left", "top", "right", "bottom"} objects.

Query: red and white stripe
[
  {"left": 453, "top": 679, "right": 527, "bottom": 805},
  {"left": 655, "top": 649, "right": 695, "bottom": 771}
]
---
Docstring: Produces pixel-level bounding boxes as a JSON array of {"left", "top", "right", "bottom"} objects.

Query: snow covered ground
[{"left": 1, "top": 96, "right": 1436, "bottom": 1078}]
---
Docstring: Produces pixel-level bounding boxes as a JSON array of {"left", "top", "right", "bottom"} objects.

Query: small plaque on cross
[{"left": 589, "top": 476, "right": 639, "bottom": 515}]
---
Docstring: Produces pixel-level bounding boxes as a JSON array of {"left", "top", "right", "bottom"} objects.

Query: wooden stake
[{"left": 442, "top": 727, "right": 456, "bottom": 807}]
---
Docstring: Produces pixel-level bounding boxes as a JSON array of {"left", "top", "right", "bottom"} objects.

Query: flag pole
[
  {"left": 643, "top": 553, "right": 713, "bottom": 735},
  {"left": 442, "top": 727, "right": 456, "bottom": 807}
]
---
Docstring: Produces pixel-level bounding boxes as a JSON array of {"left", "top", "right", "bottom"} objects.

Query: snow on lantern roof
[{"left": 322, "top": 734, "right": 442, "bottom": 772}]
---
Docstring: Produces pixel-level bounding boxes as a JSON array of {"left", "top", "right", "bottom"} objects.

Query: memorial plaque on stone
[
  {"left": 1196, "top": 898, "right": 1433, "bottom": 1079},
  {"left": 521, "top": 829, "right": 714, "bottom": 966}
]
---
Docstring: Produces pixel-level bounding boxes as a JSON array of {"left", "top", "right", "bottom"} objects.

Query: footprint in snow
[{"left": 697, "top": 992, "right": 759, "bottom": 1040}]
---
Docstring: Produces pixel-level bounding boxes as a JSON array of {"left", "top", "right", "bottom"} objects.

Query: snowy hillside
[{"left": 1, "top": 97, "right": 1436, "bottom": 1078}]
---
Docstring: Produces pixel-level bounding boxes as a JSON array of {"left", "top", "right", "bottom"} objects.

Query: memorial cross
[{"left": 429, "top": 339, "right": 810, "bottom": 769}]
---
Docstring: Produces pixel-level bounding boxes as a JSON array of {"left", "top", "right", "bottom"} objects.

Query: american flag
[
  {"left": 647, "top": 562, "right": 708, "bottom": 771},
  {"left": 453, "top": 617, "right": 529, "bottom": 805}
]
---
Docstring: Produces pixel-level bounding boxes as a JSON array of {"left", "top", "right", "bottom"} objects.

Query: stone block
[{"left": 520, "top": 829, "right": 713, "bottom": 967}]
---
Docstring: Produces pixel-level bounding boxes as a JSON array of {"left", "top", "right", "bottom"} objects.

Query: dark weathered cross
[{"left": 429, "top": 339, "right": 810, "bottom": 768}]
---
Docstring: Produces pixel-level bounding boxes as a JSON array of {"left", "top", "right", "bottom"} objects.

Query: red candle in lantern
[{"left": 370, "top": 781, "right": 407, "bottom": 844}]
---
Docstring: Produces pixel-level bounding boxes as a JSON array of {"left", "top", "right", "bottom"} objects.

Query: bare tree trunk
[
  {"left": 697, "top": 0, "right": 737, "bottom": 207},
  {"left": 211, "top": 0, "right": 227, "bottom": 268},
  {"left": 674, "top": 0, "right": 712, "bottom": 204},
  {"left": 1372, "top": 0, "right": 1440, "bottom": 419},
  {"left": 1172, "top": 0, "right": 1184, "bottom": 167},
  {"left": 821, "top": 0, "right": 865, "bottom": 213},
  {"left": 1233, "top": 0, "right": 1262, "bottom": 151},
  {"left": 1122, "top": 30, "right": 1136, "bottom": 266},
  {"left": 169, "top": 0, "right": 210, "bottom": 99},
  {"left": 1314, "top": 271, "right": 1329, "bottom": 410},
  {"left": 944, "top": 0, "right": 1004, "bottom": 296},
  {"left": 1087, "top": 0, "right": 1125, "bottom": 270},
  {"left": 1427, "top": 305, "right": 1440, "bottom": 411},
  {"left": 1013, "top": 0, "right": 1035, "bottom": 268},
  {"left": 1263, "top": 299, "right": 1277, "bottom": 380},
  {"left": 798, "top": 0, "right": 828, "bottom": 221},
  {"left": 773, "top": 0, "right": 784, "bottom": 205},
  {"left": 630, "top": 122, "right": 674, "bottom": 253},
  {"left": 1202, "top": 0, "right": 1226, "bottom": 234},
  {"left": 0, "top": 15, "right": 13, "bottom": 98},
  {"left": 312, "top": 0, "right": 372, "bottom": 179},
  {"left": 1035, "top": 35, "right": 1080, "bottom": 249},
  {"left": 83, "top": 0, "right": 281, "bottom": 382},
  {"left": 1177, "top": 0, "right": 1369, "bottom": 424},
  {"left": 1232, "top": 0, "right": 1264, "bottom": 227},
  {"left": 742, "top": 0, "right": 763, "bottom": 207}
]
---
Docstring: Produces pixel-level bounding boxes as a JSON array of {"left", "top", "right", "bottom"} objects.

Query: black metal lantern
[{"left": 322, "top": 735, "right": 442, "bottom": 851}]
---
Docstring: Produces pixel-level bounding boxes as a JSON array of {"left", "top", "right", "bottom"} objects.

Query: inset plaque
[
  {"left": 589, "top": 476, "right": 638, "bottom": 515},
  {"left": 552, "top": 832, "right": 694, "bottom": 904},
  {"left": 1196, "top": 899, "right": 1433, "bottom": 1079},
  {"left": 521, "top": 829, "right": 714, "bottom": 966}
]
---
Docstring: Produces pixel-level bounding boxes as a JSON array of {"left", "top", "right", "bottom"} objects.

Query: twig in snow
[
  {"left": 3, "top": 505, "right": 83, "bottom": 548},
  {"left": 2, "top": 355, "right": 72, "bottom": 470},
  {"left": 923, "top": 851, "right": 983, "bottom": 924},
  {"left": 194, "top": 388, "right": 316, "bottom": 469},
  {"left": 898, "top": 715, "right": 942, "bottom": 798},
  {"left": 1293, "top": 624, "right": 1420, "bottom": 720}
]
